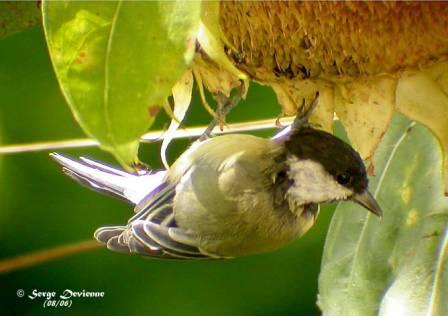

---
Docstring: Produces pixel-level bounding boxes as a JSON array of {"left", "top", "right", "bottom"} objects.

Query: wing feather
[{"left": 95, "top": 179, "right": 218, "bottom": 259}]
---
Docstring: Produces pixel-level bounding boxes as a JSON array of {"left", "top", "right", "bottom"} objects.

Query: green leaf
[
  {"left": 42, "top": 1, "right": 200, "bottom": 166},
  {"left": 318, "top": 113, "right": 448, "bottom": 315},
  {"left": 0, "top": 2, "right": 41, "bottom": 39}
]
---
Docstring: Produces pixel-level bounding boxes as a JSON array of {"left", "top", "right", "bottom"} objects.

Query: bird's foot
[
  {"left": 199, "top": 84, "right": 244, "bottom": 141},
  {"left": 291, "top": 92, "right": 320, "bottom": 131}
]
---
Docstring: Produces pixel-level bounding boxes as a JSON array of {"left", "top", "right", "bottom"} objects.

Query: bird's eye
[
  {"left": 336, "top": 173, "right": 351, "bottom": 185},
  {"left": 275, "top": 170, "right": 288, "bottom": 183}
]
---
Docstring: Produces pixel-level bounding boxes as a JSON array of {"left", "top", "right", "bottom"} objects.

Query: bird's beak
[{"left": 353, "top": 190, "right": 383, "bottom": 218}]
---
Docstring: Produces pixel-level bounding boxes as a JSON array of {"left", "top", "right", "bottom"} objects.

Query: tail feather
[
  {"left": 94, "top": 226, "right": 127, "bottom": 243},
  {"left": 50, "top": 153, "right": 167, "bottom": 205},
  {"left": 95, "top": 225, "right": 170, "bottom": 257}
]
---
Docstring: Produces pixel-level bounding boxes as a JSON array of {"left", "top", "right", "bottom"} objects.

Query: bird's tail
[{"left": 50, "top": 153, "right": 167, "bottom": 205}]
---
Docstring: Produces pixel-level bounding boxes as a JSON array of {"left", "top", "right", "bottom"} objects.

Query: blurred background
[{"left": 0, "top": 26, "right": 336, "bottom": 315}]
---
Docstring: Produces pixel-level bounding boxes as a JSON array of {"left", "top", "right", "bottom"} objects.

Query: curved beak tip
[{"left": 353, "top": 190, "right": 383, "bottom": 218}]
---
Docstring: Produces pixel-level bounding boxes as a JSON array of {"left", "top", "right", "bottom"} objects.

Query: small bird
[{"left": 51, "top": 97, "right": 382, "bottom": 259}]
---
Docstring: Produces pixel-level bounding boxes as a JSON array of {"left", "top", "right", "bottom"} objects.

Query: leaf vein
[{"left": 103, "top": 0, "right": 123, "bottom": 146}]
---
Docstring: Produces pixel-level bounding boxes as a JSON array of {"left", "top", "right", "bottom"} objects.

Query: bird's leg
[
  {"left": 199, "top": 84, "right": 244, "bottom": 141},
  {"left": 291, "top": 92, "right": 320, "bottom": 131}
]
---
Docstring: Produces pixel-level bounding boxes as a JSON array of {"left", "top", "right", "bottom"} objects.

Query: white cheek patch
[{"left": 286, "top": 156, "right": 353, "bottom": 205}]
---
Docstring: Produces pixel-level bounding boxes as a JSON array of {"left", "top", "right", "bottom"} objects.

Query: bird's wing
[
  {"left": 94, "top": 221, "right": 213, "bottom": 259},
  {"left": 95, "top": 178, "right": 221, "bottom": 259}
]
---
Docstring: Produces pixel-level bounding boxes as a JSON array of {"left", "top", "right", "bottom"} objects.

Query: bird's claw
[
  {"left": 291, "top": 92, "right": 319, "bottom": 131},
  {"left": 199, "top": 84, "right": 244, "bottom": 141}
]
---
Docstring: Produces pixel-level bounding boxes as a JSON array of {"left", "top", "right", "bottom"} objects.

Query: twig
[
  {"left": 0, "top": 240, "right": 100, "bottom": 274},
  {"left": 0, "top": 117, "right": 294, "bottom": 154}
]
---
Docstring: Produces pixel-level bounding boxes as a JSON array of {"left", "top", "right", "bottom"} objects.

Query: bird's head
[{"left": 281, "top": 127, "right": 382, "bottom": 217}]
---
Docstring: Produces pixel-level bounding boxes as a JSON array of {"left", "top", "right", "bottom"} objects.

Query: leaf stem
[{"left": 0, "top": 240, "right": 101, "bottom": 274}]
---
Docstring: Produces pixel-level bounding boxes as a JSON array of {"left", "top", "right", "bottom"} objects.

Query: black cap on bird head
[
  {"left": 285, "top": 127, "right": 382, "bottom": 217},
  {"left": 282, "top": 93, "right": 382, "bottom": 217}
]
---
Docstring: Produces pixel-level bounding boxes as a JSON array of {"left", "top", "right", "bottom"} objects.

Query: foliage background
[{"left": 0, "top": 27, "right": 337, "bottom": 315}]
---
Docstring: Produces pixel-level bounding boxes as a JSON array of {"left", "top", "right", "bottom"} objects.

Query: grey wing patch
[
  {"left": 130, "top": 220, "right": 209, "bottom": 259},
  {"left": 94, "top": 180, "right": 219, "bottom": 260}
]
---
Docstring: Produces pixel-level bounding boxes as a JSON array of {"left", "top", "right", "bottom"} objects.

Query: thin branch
[
  {"left": 0, "top": 138, "right": 99, "bottom": 154},
  {"left": 0, "top": 240, "right": 100, "bottom": 274},
  {"left": 0, "top": 117, "right": 294, "bottom": 154}
]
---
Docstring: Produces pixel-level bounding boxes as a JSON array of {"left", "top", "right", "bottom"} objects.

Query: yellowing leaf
[
  {"left": 161, "top": 70, "right": 193, "bottom": 169},
  {"left": 334, "top": 76, "right": 396, "bottom": 160},
  {"left": 309, "top": 85, "right": 335, "bottom": 133},
  {"left": 192, "top": 53, "right": 242, "bottom": 99},
  {"left": 198, "top": 1, "right": 247, "bottom": 81}
]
